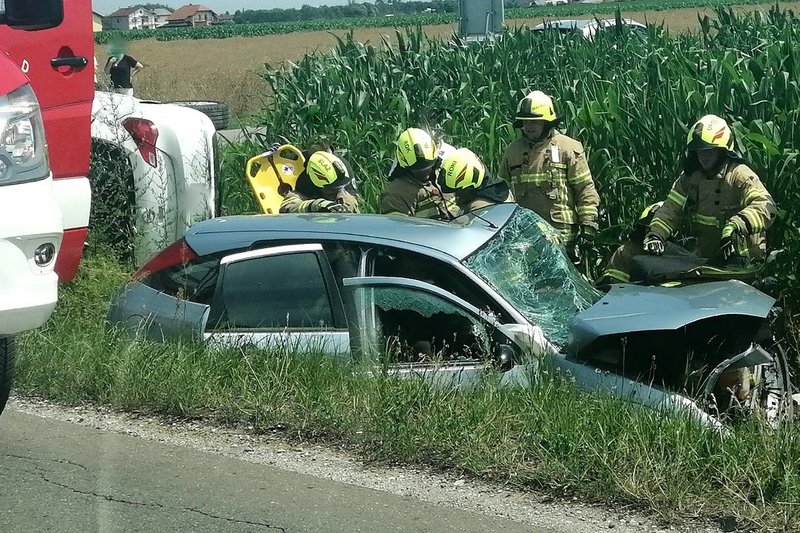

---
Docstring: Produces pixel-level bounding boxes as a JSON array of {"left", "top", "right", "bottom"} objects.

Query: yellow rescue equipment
[{"left": 245, "top": 144, "right": 306, "bottom": 214}]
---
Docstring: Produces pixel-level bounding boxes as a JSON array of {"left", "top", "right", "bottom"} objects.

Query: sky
[{"left": 93, "top": 0, "right": 352, "bottom": 16}]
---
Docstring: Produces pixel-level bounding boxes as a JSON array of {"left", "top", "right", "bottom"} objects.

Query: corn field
[
  {"left": 95, "top": 0, "right": 777, "bottom": 43},
  {"left": 248, "top": 6, "right": 799, "bottom": 294}
]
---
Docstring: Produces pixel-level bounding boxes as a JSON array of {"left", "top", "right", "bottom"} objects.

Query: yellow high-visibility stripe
[
  {"left": 692, "top": 213, "right": 718, "bottom": 227},
  {"left": 667, "top": 189, "right": 687, "bottom": 208},
  {"left": 577, "top": 205, "right": 598, "bottom": 216},
  {"left": 603, "top": 269, "right": 630, "bottom": 282},
  {"left": 651, "top": 218, "right": 673, "bottom": 234},
  {"left": 567, "top": 170, "right": 592, "bottom": 186},
  {"left": 516, "top": 173, "right": 551, "bottom": 184},
  {"left": 739, "top": 208, "right": 765, "bottom": 233},
  {"left": 742, "top": 188, "right": 766, "bottom": 205}
]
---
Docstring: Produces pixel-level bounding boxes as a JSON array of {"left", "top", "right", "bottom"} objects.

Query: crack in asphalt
[
  {"left": 34, "top": 471, "right": 286, "bottom": 530},
  {"left": 1, "top": 453, "right": 88, "bottom": 470},
  {"left": 185, "top": 507, "right": 288, "bottom": 531}
]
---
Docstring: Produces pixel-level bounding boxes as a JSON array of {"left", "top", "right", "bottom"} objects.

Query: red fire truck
[{"left": 0, "top": 0, "right": 93, "bottom": 412}]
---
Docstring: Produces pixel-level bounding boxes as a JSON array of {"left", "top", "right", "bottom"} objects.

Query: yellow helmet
[
  {"left": 306, "top": 151, "right": 351, "bottom": 189},
  {"left": 395, "top": 127, "right": 437, "bottom": 170},
  {"left": 514, "top": 91, "right": 557, "bottom": 127},
  {"left": 439, "top": 148, "right": 486, "bottom": 193},
  {"left": 686, "top": 114, "right": 734, "bottom": 152}
]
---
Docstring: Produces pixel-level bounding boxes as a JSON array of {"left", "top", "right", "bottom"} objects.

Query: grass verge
[{"left": 15, "top": 254, "right": 800, "bottom": 532}]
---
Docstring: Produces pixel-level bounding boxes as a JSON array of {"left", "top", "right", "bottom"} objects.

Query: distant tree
[
  {"left": 233, "top": 1, "right": 456, "bottom": 24},
  {"left": 133, "top": 3, "right": 173, "bottom": 11}
]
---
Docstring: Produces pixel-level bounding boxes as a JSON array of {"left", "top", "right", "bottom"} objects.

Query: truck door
[{"left": 0, "top": 0, "right": 94, "bottom": 281}]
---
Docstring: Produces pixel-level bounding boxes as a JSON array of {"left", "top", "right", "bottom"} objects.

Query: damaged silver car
[{"left": 107, "top": 205, "right": 794, "bottom": 427}]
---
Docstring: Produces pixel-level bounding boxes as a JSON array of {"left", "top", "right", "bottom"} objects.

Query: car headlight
[{"left": 0, "top": 84, "right": 49, "bottom": 186}]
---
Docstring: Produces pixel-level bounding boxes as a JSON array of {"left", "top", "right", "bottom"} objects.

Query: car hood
[{"left": 567, "top": 280, "right": 774, "bottom": 354}]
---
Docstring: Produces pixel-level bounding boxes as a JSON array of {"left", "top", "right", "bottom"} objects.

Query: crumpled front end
[{"left": 566, "top": 280, "right": 790, "bottom": 424}]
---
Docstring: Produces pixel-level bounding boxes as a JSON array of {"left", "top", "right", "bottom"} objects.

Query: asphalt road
[{"left": 0, "top": 409, "right": 545, "bottom": 533}]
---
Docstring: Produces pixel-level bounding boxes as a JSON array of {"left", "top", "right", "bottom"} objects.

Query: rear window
[{"left": 141, "top": 255, "right": 220, "bottom": 304}]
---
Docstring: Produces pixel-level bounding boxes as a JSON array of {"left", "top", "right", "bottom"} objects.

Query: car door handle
[{"left": 50, "top": 56, "right": 88, "bottom": 68}]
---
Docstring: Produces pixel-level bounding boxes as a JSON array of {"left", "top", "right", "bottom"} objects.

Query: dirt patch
[{"left": 105, "top": 2, "right": 799, "bottom": 117}]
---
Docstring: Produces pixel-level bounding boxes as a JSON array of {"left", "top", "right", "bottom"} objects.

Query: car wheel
[
  {"left": 752, "top": 338, "right": 794, "bottom": 427},
  {"left": 168, "top": 101, "right": 230, "bottom": 130},
  {"left": 0, "top": 336, "right": 16, "bottom": 416}
]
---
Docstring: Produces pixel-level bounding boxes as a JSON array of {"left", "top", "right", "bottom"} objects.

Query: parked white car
[
  {"left": 531, "top": 18, "right": 647, "bottom": 41},
  {"left": 90, "top": 92, "right": 217, "bottom": 267}
]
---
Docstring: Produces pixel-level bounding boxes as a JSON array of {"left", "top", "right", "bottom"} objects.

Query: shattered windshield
[{"left": 464, "top": 208, "right": 601, "bottom": 346}]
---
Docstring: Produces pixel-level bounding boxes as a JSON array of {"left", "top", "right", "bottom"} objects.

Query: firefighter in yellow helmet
[
  {"left": 437, "top": 147, "right": 514, "bottom": 214},
  {"left": 644, "top": 115, "right": 775, "bottom": 263},
  {"left": 279, "top": 151, "right": 360, "bottom": 214},
  {"left": 380, "top": 127, "right": 459, "bottom": 220},
  {"left": 498, "top": 91, "right": 600, "bottom": 256},
  {"left": 597, "top": 202, "right": 663, "bottom": 285}
]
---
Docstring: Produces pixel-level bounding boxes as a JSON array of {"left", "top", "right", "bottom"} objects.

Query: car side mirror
[
  {"left": 493, "top": 343, "right": 518, "bottom": 372},
  {"left": 3, "top": 0, "right": 64, "bottom": 30}
]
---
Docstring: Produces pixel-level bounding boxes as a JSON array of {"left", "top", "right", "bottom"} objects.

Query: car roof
[
  {"left": 531, "top": 18, "right": 645, "bottom": 31},
  {"left": 531, "top": 19, "right": 592, "bottom": 30},
  {"left": 184, "top": 204, "right": 518, "bottom": 260}
]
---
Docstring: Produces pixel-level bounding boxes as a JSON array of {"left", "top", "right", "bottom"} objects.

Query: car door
[
  {"left": 107, "top": 282, "right": 211, "bottom": 342},
  {"left": 204, "top": 244, "right": 350, "bottom": 355},
  {"left": 342, "top": 276, "right": 530, "bottom": 387}
]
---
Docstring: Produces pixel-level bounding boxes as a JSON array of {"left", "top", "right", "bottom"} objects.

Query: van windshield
[{"left": 463, "top": 207, "right": 601, "bottom": 346}]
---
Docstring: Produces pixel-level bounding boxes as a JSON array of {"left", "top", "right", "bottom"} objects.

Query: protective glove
[
  {"left": 720, "top": 222, "right": 740, "bottom": 262},
  {"left": 311, "top": 199, "right": 347, "bottom": 213},
  {"left": 643, "top": 234, "right": 665, "bottom": 255},
  {"left": 326, "top": 202, "right": 348, "bottom": 213},
  {"left": 577, "top": 225, "right": 597, "bottom": 248}
]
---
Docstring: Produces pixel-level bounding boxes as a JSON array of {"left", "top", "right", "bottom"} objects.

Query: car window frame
[
  {"left": 361, "top": 245, "right": 516, "bottom": 324},
  {"left": 342, "top": 276, "right": 512, "bottom": 365},
  {"left": 207, "top": 243, "right": 347, "bottom": 333}
]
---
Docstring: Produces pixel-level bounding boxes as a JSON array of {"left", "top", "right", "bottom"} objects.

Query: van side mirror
[{"left": 3, "top": 0, "right": 64, "bottom": 30}]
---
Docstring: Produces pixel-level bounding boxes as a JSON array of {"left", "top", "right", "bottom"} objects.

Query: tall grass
[{"left": 15, "top": 255, "right": 800, "bottom": 531}]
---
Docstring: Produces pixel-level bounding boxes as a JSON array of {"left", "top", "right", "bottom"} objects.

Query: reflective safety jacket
[
  {"left": 456, "top": 180, "right": 515, "bottom": 214},
  {"left": 498, "top": 129, "right": 600, "bottom": 242},
  {"left": 647, "top": 161, "right": 775, "bottom": 261},
  {"left": 279, "top": 189, "right": 360, "bottom": 214},
  {"left": 599, "top": 241, "right": 642, "bottom": 284},
  {"left": 380, "top": 174, "right": 458, "bottom": 220}
]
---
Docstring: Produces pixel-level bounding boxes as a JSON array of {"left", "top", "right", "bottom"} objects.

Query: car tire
[
  {"left": 0, "top": 336, "right": 16, "bottom": 416},
  {"left": 757, "top": 338, "right": 794, "bottom": 426},
  {"left": 168, "top": 101, "right": 230, "bottom": 131}
]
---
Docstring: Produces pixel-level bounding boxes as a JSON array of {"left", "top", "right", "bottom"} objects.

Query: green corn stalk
[{"left": 246, "top": 7, "right": 798, "bottom": 294}]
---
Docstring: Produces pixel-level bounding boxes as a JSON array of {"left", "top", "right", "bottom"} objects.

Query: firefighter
[
  {"left": 380, "top": 127, "right": 458, "bottom": 220},
  {"left": 279, "top": 151, "right": 360, "bottom": 214},
  {"left": 644, "top": 114, "right": 775, "bottom": 263},
  {"left": 597, "top": 202, "right": 663, "bottom": 285},
  {"left": 438, "top": 147, "right": 514, "bottom": 214},
  {"left": 498, "top": 90, "right": 600, "bottom": 254}
]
